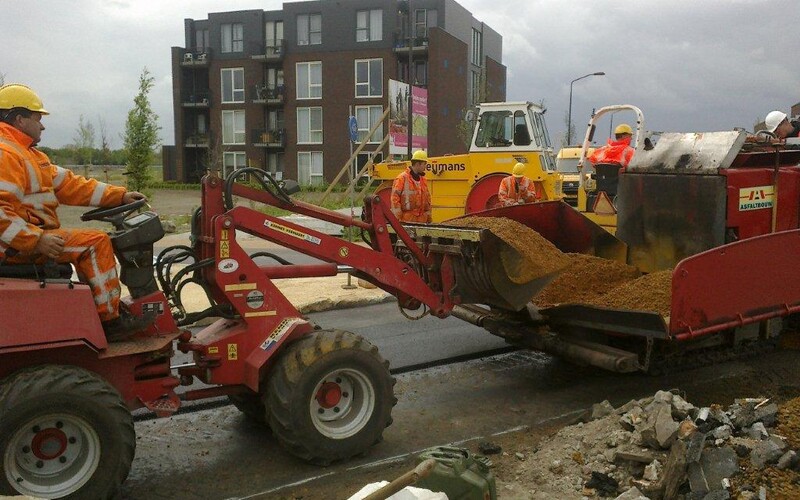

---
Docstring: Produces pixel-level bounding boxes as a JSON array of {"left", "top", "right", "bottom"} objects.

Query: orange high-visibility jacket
[
  {"left": 498, "top": 175, "right": 538, "bottom": 207},
  {"left": 588, "top": 136, "right": 635, "bottom": 170},
  {"left": 0, "top": 123, "right": 126, "bottom": 253},
  {"left": 390, "top": 168, "right": 431, "bottom": 223}
]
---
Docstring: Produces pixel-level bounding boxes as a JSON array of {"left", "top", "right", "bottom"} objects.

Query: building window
[
  {"left": 265, "top": 20, "right": 284, "bottom": 53},
  {"left": 356, "top": 9, "right": 382, "bottom": 42},
  {"left": 297, "top": 107, "right": 323, "bottom": 144},
  {"left": 414, "top": 61, "right": 428, "bottom": 86},
  {"left": 267, "top": 152, "right": 285, "bottom": 180},
  {"left": 296, "top": 62, "right": 322, "bottom": 99},
  {"left": 298, "top": 151, "right": 324, "bottom": 186},
  {"left": 297, "top": 14, "right": 322, "bottom": 46},
  {"left": 470, "top": 70, "right": 482, "bottom": 105},
  {"left": 355, "top": 59, "right": 383, "bottom": 98},
  {"left": 195, "top": 29, "right": 209, "bottom": 51},
  {"left": 221, "top": 68, "right": 245, "bottom": 103},
  {"left": 355, "top": 105, "right": 383, "bottom": 144},
  {"left": 471, "top": 28, "right": 482, "bottom": 66},
  {"left": 221, "top": 23, "right": 243, "bottom": 53},
  {"left": 222, "top": 110, "right": 246, "bottom": 145},
  {"left": 223, "top": 152, "right": 247, "bottom": 178},
  {"left": 414, "top": 9, "right": 437, "bottom": 38},
  {"left": 356, "top": 151, "right": 383, "bottom": 178}
]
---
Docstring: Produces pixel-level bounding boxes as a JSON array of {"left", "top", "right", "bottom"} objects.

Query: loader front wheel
[
  {"left": 266, "top": 329, "right": 396, "bottom": 464},
  {"left": 0, "top": 365, "right": 135, "bottom": 500}
]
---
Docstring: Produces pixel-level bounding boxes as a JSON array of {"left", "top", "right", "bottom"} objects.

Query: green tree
[
  {"left": 97, "top": 116, "right": 112, "bottom": 165},
  {"left": 72, "top": 114, "right": 96, "bottom": 165},
  {"left": 123, "top": 68, "right": 160, "bottom": 192}
]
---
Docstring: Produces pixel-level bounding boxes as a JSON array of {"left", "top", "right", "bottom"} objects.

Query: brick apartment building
[{"left": 165, "top": 0, "right": 506, "bottom": 184}]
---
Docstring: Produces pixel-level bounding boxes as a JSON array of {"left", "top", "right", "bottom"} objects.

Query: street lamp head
[{"left": 593, "top": 72, "right": 605, "bottom": 76}]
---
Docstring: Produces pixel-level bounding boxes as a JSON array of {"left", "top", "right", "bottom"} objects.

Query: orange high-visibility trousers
[{"left": 8, "top": 228, "right": 121, "bottom": 322}]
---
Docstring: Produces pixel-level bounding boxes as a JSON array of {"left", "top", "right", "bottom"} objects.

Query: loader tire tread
[{"left": 266, "top": 329, "right": 396, "bottom": 464}]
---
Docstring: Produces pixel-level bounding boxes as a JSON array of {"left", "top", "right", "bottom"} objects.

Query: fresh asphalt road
[{"left": 308, "top": 302, "right": 509, "bottom": 370}]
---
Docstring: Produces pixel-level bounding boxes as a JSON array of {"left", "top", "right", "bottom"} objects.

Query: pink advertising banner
[{"left": 388, "top": 79, "right": 428, "bottom": 156}]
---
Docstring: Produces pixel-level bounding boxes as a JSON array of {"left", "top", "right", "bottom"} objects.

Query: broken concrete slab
[
  {"left": 613, "top": 486, "right": 649, "bottom": 500},
  {"left": 591, "top": 400, "right": 616, "bottom": 420},
  {"left": 777, "top": 450, "right": 797, "bottom": 470},
  {"left": 750, "top": 439, "right": 784, "bottom": 469},
  {"left": 655, "top": 404, "right": 680, "bottom": 449}
]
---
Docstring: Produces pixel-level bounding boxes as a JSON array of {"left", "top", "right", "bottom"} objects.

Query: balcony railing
[
  {"left": 184, "top": 132, "right": 211, "bottom": 148},
  {"left": 181, "top": 48, "right": 212, "bottom": 66},
  {"left": 392, "top": 33, "right": 429, "bottom": 52},
  {"left": 250, "top": 39, "right": 286, "bottom": 61},
  {"left": 182, "top": 92, "right": 210, "bottom": 107},
  {"left": 252, "top": 128, "right": 286, "bottom": 148},
  {"left": 253, "top": 84, "right": 285, "bottom": 105}
]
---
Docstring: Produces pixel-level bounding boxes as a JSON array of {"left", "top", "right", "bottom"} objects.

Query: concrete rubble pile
[{"left": 500, "top": 390, "right": 800, "bottom": 499}]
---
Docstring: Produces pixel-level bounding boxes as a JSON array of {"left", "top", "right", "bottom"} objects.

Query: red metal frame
[
  {"left": 670, "top": 229, "right": 800, "bottom": 340},
  {"left": 173, "top": 172, "right": 462, "bottom": 398}
]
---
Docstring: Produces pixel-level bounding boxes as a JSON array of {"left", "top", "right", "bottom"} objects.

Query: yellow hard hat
[
  {"left": 512, "top": 162, "right": 526, "bottom": 178},
  {"left": 614, "top": 123, "right": 633, "bottom": 136},
  {"left": 411, "top": 150, "right": 428, "bottom": 162},
  {"left": 0, "top": 84, "right": 49, "bottom": 114}
]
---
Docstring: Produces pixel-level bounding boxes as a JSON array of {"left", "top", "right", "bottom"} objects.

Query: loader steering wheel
[{"left": 80, "top": 199, "right": 148, "bottom": 224}]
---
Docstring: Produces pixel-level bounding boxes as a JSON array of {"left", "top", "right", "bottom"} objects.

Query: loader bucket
[
  {"left": 404, "top": 223, "right": 564, "bottom": 311},
  {"left": 459, "top": 201, "right": 627, "bottom": 263}
]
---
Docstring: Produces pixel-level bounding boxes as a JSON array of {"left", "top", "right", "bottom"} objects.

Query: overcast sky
[{"left": 3, "top": 0, "right": 798, "bottom": 149}]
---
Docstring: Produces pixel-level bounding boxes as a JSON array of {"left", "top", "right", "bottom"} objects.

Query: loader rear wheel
[
  {"left": 0, "top": 365, "right": 135, "bottom": 500},
  {"left": 266, "top": 329, "right": 396, "bottom": 464}
]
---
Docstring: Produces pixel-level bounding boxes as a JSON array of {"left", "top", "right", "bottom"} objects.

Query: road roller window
[{"left": 474, "top": 110, "right": 513, "bottom": 148}]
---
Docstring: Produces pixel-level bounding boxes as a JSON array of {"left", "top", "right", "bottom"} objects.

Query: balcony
[
  {"left": 184, "top": 132, "right": 210, "bottom": 148},
  {"left": 181, "top": 49, "right": 211, "bottom": 67},
  {"left": 252, "top": 128, "right": 286, "bottom": 148},
  {"left": 253, "top": 84, "right": 285, "bottom": 105},
  {"left": 250, "top": 39, "right": 285, "bottom": 61},
  {"left": 393, "top": 33, "right": 429, "bottom": 54},
  {"left": 182, "top": 92, "right": 210, "bottom": 108}
]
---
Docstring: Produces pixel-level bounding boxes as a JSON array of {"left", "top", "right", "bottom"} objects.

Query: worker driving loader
[
  {"left": 588, "top": 123, "right": 635, "bottom": 204},
  {"left": 0, "top": 83, "right": 154, "bottom": 341}
]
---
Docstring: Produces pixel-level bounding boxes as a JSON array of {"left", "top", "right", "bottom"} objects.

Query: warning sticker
[
  {"left": 227, "top": 343, "right": 238, "bottom": 361},
  {"left": 219, "top": 240, "right": 230, "bottom": 258},
  {"left": 263, "top": 220, "right": 322, "bottom": 245},
  {"left": 739, "top": 186, "right": 774, "bottom": 211},
  {"left": 208, "top": 346, "right": 219, "bottom": 354}
]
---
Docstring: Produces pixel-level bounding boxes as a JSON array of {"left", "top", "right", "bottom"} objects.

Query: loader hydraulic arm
[{"left": 198, "top": 169, "right": 457, "bottom": 318}]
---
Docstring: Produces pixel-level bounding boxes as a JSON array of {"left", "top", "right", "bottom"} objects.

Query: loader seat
[
  {"left": 0, "top": 262, "right": 73, "bottom": 280},
  {"left": 594, "top": 163, "right": 621, "bottom": 198}
]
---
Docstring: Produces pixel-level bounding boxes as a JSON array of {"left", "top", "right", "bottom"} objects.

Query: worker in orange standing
[
  {"left": 390, "top": 149, "right": 432, "bottom": 223},
  {"left": 589, "top": 123, "right": 635, "bottom": 171},
  {"left": 498, "top": 162, "right": 539, "bottom": 206},
  {"left": 0, "top": 84, "right": 153, "bottom": 341}
]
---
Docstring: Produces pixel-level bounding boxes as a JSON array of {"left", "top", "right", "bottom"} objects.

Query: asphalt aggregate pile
[
  {"left": 534, "top": 253, "right": 641, "bottom": 308},
  {"left": 447, "top": 216, "right": 570, "bottom": 284},
  {"left": 585, "top": 270, "right": 673, "bottom": 316}
]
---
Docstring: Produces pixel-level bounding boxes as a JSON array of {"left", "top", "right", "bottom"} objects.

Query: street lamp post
[{"left": 567, "top": 72, "right": 605, "bottom": 145}]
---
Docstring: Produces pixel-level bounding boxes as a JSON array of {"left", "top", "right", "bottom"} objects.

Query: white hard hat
[{"left": 765, "top": 110, "right": 787, "bottom": 133}]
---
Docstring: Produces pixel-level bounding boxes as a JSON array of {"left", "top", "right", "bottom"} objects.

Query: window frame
[
  {"left": 296, "top": 61, "right": 322, "bottom": 100},
  {"left": 471, "top": 28, "right": 482, "bottom": 66},
  {"left": 221, "top": 23, "right": 244, "bottom": 53},
  {"left": 355, "top": 105, "right": 383, "bottom": 144},
  {"left": 223, "top": 151, "right": 247, "bottom": 178},
  {"left": 355, "top": 58, "right": 383, "bottom": 98},
  {"left": 296, "top": 106, "right": 323, "bottom": 144},
  {"left": 221, "top": 109, "right": 246, "bottom": 145},
  {"left": 356, "top": 9, "right": 383, "bottom": 42},
  {"left": 221, "top": 67, "right": 245, "bottom": 104},
  {"left": 297, "top": 13, "right": 322, "bottom": 46},
  {"left": 297, "top": 151, "right": 324, "bottom": 186}
]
